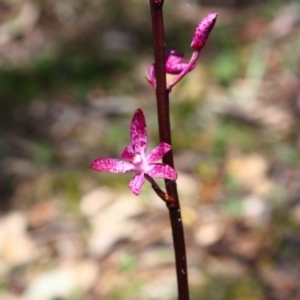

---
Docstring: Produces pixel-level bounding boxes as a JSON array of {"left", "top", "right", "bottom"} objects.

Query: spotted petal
[
  {"left": 90, "top": 158, "right": 136, "bottom": 173},
  {"left": 130, "top": 109, "right": 147, "bottom": 155},
  {"left": 147, "top": 163, "right": 178, "bottom": 180},
  {"left": 128, "top": 172, "right": 145, "bottom": 195},
  {"left": 121, "top": 145, "right": 135, "bottom": 160},
  {"left": 147, "top": 142, "right": 172, "bottom": 163}
]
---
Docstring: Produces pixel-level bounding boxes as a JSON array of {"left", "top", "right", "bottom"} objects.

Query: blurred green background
[{"left": 1, "top": 0, "right": 300, "bottom": 299}]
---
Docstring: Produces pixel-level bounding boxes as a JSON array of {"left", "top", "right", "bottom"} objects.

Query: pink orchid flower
[
  {"left": 147, "top": 12, "right": 218, "bottom": 90},
  {"left": 89, "top": 109, "right": 177, "bottom": 195}
]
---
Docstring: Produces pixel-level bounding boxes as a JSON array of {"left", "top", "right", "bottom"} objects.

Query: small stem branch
[
  {"left": 145, "top": 174, "right": 175, "bottom": 205},
  {"left": 149, "top": 1, "right": 190, "bottom": 299}
]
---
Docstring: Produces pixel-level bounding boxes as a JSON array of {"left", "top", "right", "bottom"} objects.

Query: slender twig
[
  {"left": 145, "top": 174, "right": 175, "bottom": 205},
  {"left": 149, "top": 1, "right": 190, "bottom": 299}
]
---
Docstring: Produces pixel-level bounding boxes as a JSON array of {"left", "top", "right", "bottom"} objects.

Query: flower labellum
[
  {"left": 90, "top": 109, "right": 177, "bottom": 195},
  {"left": 165, "top": 50, "right": 196, "bottom": 75}
]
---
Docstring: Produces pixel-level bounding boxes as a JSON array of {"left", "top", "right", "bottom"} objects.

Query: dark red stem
[{"left": 149, "top": 1, "right": 190, "bottom": 299}]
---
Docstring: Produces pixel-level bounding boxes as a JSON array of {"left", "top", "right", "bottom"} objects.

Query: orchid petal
[
  {"left": 90, "top": 109, "right": 179, "bottom": 196},
  {"left": 147, "top": 64, "right": 156, "bottom": 87},
  {"left": 130, "top": 109, "right": 147, "bottom": 154},
  {"left": 128, "top": 172, "right": 145, "bottom": 195},
  {"left": 147, "top": 163, "right": 178, "bottom": 180},
  {"left": 165, "top": 50, "right": 185, "bottom": 74},
  {"left": 121, "top": 145, "right": 135, "bottom": 160},
  {"left": 167, "top": 61, "right": 192, "bottom": 74},
  {"left": 147, "top": 142, "right": 172, "bottom": 163},
  {"left": 90, "top": 158, "right": 136, "bottom": 173},
  {"left": 165, "top": 49, "right": 197, "bottom": 75}
]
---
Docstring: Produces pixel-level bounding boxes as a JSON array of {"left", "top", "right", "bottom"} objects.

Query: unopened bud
[{"left": 191, "top": 12, "right": 218, "bottom": 51}]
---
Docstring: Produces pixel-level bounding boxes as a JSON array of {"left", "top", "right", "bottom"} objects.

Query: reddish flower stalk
[
  {"left": 148, "top": 2, "right": 217, "bottom": 299},
  {"left": 149, "top": 1, "right": 187, "bottom": 299}
]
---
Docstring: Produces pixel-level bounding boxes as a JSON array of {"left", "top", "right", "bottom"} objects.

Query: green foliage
[
  {"left": 51, "top": 171, "right": 82, "bottom": 212},
  {"left": 119, "top": 253, "right": 137, "bottom": 273},
  {"left": 106, "top": 122, "right": 128, "bottom": 153},
  {"left": 0, "top": 47, "right": 133, "bottom": 127},
  {"left": 33, "top": 142, "right": 55, "bottom": 166},
  {"left": 211, "top": 119, "right": 268, "bottom": 158},
  {"left": 276, "top": 144, "right": 300, "bottom": 166},
  {"left": 198, "top": 276, "right": 263, "bottom": 300},
  {"left": 222, "top": 197, "right": 244, "bottom": 217},
  {"left": 212, "top": 52, "right": 240, "bottom": 86},
  {"left": 107, "top": 280, "right": 144, "bottom": 300}
]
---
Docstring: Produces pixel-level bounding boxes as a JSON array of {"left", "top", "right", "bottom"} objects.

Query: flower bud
[{"left": 191, "top": 12, "right": 218, "bottom": 51}]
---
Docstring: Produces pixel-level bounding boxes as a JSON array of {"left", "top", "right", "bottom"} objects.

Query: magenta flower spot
[{"left": 89, "top": 109, "right": 177, "bottom": 196}]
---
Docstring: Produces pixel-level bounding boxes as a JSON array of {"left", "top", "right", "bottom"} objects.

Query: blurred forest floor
[{"left": 1, "top": 0, "right": 300, "bottom": 299}]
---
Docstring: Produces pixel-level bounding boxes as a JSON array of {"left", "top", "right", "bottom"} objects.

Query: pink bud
[
  {"left": 165, "top": 50, "right": 188, "bottom": 74},
  {"left": 191, "top": 12, "right": 218, "bottom": 51}
]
